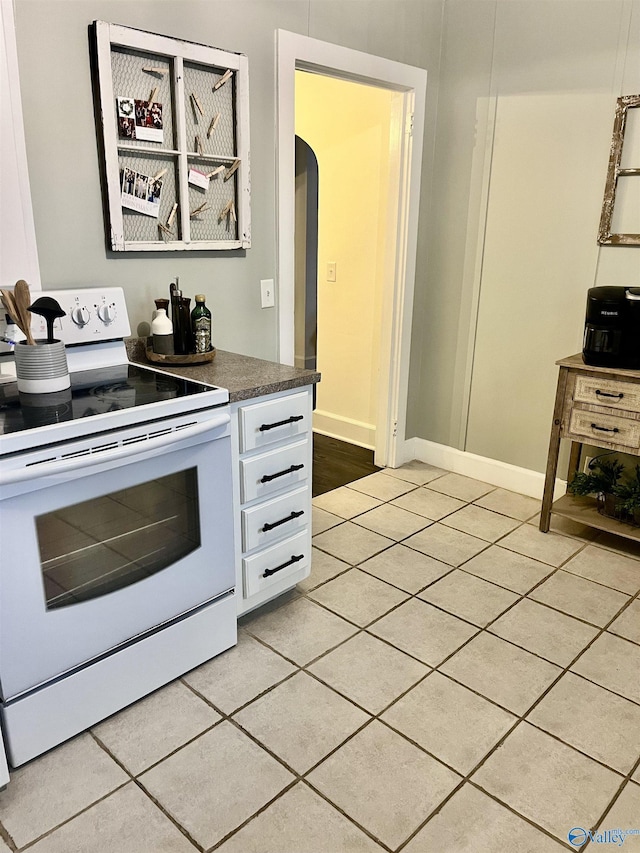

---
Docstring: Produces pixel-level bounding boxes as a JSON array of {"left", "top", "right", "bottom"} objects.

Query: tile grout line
[
  {"left": 4, "top": 467, "right": 638, "bottom": 852},
  {"left": 309, "top": 499, "right": 640, "bottom": 689},
  {"left": 10, "top": 778, "right": 132, "bottom": 853},
  {"left": 173, "top": 473, "right": 637, "bottom": 851},
  {"left": 89, "top": 731, "right": 207, "bottom": 853},
  {"left": 244, "top": 473, "right": 640, "bottom": 850},
  {"left": 235, "top": 569, "right": 635, "bottom": 845},
  {"left": 306, "top": 474, "right": 640, "bottom": 847}
]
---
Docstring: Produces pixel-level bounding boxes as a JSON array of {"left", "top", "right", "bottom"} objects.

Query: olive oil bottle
[{"left": 191, "top": 294, "right": 212, "bottom": 353}]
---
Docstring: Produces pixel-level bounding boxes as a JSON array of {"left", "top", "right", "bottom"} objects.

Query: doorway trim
[{"left": 276, "top": 30, "right": 427, "bottom": 468}]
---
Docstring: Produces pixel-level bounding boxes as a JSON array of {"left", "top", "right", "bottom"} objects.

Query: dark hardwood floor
[{"left": 312, "top": 432, "right": 381, "bottom": 497}]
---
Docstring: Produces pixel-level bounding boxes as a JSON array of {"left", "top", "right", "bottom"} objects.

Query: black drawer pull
[
  {"left": 595, "top": 389, "right": 624, "bottom": 400},
  {"left": 259, "top": 415, "right": 304, "bottom": 432},
  {"left": 262, "top": 510, "right": 304, "bottom": 532},
  {"left": 591, "top": 423, "right": 620, "bottom": 434},
  {"left": 261, "top": 463, "right": 304, "bottom": 483},
  {"left": 263, "top": 554, "right": 304, "bottom": 578}
]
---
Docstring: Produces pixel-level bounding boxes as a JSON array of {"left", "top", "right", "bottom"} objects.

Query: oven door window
[{"left": 35, "top": 469, "right": 201, "bottom": 609}]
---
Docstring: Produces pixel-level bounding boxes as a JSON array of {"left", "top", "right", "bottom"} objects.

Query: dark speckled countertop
[{"left": 126, "top": 338, "right": 320, "bottom": 403}]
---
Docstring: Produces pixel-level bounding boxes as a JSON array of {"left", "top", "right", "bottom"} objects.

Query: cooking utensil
[
  {"left": 28, "top": 296, "right": 66, "bottom": 344},
  {"left": 14, "top": 280, "right": 36, "bottom": 345},
  {"left": 0, "top": 289, "right": 21, "bottom": 330}
]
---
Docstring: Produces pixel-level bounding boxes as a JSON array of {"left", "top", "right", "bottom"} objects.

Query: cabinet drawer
[
  {"left": 239, "top": 392, "right": 310, "bottom": 452},
  {"left": 241, "top": 486, "right": 309, "bottom": 552},
  {"left": 568, "top": 409, "right": 640, "bottom": 448},
  {"left": 243, "top": 530, "right": 310, "bottom": 597},
  {"left": 240, "top": 439, "right": 309, "bottom": 503},
  {"left": 574, "top": 376, "right": 640, "bottom": 414}
]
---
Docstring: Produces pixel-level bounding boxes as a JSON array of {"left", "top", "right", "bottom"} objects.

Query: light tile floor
[{"left": 1, "top": 462, "right": 639, "bottom": 852}]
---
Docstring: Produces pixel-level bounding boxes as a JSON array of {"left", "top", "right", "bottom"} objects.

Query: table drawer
[
  {"left": 240, "top": 439, "right": 309, "bottom": 503},
  {"left": 243, "top": 530, "right": 309, "bottom": 597},
  {"left": 241, "top": 486, "right": 309, "bottom": 552},
  {"left": 568, "top": 409, "right": 640, "bottom": 448},
  {"left": 239, "top": 392, "right": 310, "bottom": 452},
  {"left": 574, "top": 376, "right": 640, "bottom": 413}
]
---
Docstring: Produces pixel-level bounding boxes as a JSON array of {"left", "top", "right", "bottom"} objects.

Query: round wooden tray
[{"left": 146, "top": 346, "right": 216, "bottom": 366}]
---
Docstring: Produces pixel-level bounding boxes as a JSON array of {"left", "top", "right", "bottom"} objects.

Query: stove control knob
[
  {"left": 97, "top": 304, "right": 116, "bottom": 325},
  {"left": 71, "top": 306, "right": 90, "bottom": 327}
]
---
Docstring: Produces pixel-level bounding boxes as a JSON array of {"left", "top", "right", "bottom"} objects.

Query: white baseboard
[
  {"left": 313, "top": 409, "right": 375, "bottom": 449},
  {"left": 400, "top": 437, "right": 566, "bottom": 501}
]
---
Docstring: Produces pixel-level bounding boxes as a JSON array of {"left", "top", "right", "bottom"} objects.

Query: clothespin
[
  {"left": 148, "top": 87, "right": 158, "bottom": 104},
  {"left": 191, "top": 93, "right": 204, "bottom": 116},
  {"left": 230, "top": 200, "right": 237, "bottom": 222},
  {"left": 218, "top": 199, "right": 234, "bottom": 222},
  {"left": 167, "top": 202, "right": 178, "bottom": 227},
  {"left": 224, "top": 159, "right": 240, "bottom": 182},
  {"left": 143, "top": 67, "right": 169, "bottom": 76},
  {"left": 207, "top": 113, "right": 221, "bottom": 138},
  {"left": 195, "top": 135, "right": 203, "bottom": 154},
  {"left": 206, "top": 165, "right": 225, "bottom": 179},
  {"left": 190, "top": 202, "right": 211, "bottom": 218},
  {"left": 158, "top": 222, "right": 173, "bottom": 236},
  {"left": 152, "top": 168, "right": 168, "bottom": 180},
  {"left": 213, "top": 69, "right": 233, "bottom": 90}
]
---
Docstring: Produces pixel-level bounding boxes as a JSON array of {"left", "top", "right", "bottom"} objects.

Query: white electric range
[{"left": 0, "top": 288, "right": 236, "bottom": 771}]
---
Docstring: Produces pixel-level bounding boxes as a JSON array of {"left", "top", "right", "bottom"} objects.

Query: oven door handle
[{"left": 0, "top": 413, "right": 230, "bottom": 486}]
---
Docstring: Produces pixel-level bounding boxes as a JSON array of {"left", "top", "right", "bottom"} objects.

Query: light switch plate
[
  {"left": 327, "top": 262, "right": 337, "bottom": 282},
  {"left": 260, "top": 279, "right": 275, "bottom": 308}
]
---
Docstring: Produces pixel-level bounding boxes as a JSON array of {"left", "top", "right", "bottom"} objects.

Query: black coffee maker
[{"left": 583, "top": 286, "right": 640, "bottom": 368}]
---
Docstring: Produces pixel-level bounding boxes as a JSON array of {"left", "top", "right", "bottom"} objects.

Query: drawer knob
[
  {"left": 262, "top": 510, "right": 304, "bottom": 532},
  {"left": 259, "top": 415, "right": 304, "bottom": 432},
  {"left": 263, "top": 553, "right": 304, "bottom": 578},
  {"left": 595, "top": 389, "right": 624, "bottom": 400},
  {"left": 591, "top": 423, "right": 620, "bottom": 434},
  {"left": 261, "top": 463, "right": 304, "bottom": 483}
]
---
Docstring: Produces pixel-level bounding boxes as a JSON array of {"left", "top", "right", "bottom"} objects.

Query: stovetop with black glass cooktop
[{"left": 0, "top": 362, "right": 227, "bottom": 441}]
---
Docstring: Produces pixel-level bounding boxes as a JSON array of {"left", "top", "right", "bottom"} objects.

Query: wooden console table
[{"left": 540, "top": 354, "right": 640, "bottom": 540}]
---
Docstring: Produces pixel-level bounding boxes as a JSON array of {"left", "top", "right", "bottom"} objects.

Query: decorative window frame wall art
[
  {"left": 93, "top": 21, "right": 250, "bottom": 252},
  {"left": 598, "top": 94, "right": 640, "bottom": 247}
]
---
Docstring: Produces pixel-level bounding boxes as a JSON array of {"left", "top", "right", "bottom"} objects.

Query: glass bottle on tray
[
  {"left": 171, "top": 287, "right": 193, "bottom": 355},
  {"left": 191, "top": 294, "right": 212, "bottom": 353}
]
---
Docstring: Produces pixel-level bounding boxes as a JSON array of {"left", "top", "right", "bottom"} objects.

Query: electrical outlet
[
  {"left": 327, "top": 262, "right": 337, "bottom": 282},
  {"left": 260, "top": 279, "right": 275, "bottom": 308}
]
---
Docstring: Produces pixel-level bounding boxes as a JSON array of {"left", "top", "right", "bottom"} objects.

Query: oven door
[{"left": 0, "top": 411, "right": 234, "bottom": 700}]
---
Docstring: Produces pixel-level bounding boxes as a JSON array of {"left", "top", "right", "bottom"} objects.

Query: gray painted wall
[
  {"left": 13, "top": 0, "right": 441, "bottom": 359},
  {"left": 13, "top": 0, "right": 639, "bottom": 476},
  {"left": 407, "top": 0, "right": 640, "bottom": 474}
]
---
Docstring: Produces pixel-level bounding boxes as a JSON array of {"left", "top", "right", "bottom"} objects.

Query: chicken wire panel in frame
[
  {"left": 188, "top": 157, "right": 238, "bottom": 241},
  {"left": 118, "top": 153, "right": 179, "bottom": 244},
  {"left": 183, "top": 63, "right": 236, "bottom": 159},
  {"left": 95, "top": 21, "right": 250, "bottom": 250},
  {"left": 111, "top": 48, "right": 176, "bottom": 150}
]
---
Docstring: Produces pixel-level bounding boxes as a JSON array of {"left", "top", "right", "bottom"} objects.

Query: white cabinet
[{"left": 231, "top": 387, "right": 313, "bottom": 615}]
